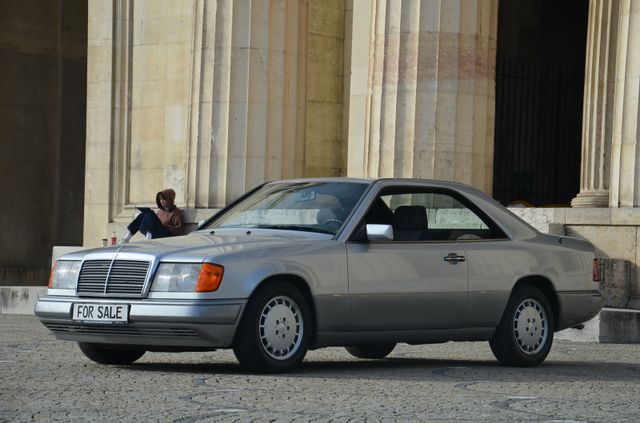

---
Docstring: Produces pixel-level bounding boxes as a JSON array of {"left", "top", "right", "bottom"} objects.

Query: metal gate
[{"left": 493, "top": 56, "right": 583, "bottom": 206}]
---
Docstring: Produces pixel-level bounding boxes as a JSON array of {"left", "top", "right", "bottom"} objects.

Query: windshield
[{"left": 205, "top": 181, "right": 369, "bottom": 235}]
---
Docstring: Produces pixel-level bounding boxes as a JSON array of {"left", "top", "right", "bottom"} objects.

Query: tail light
[{"left": 592, "top": 258, "right": 601, "bottom": 282}]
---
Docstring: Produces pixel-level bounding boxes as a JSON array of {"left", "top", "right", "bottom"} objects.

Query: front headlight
[
  {"left": 48, "top": 260, "right": 81, "bottom": 289},
  {"left": 151, "top": 263, "right": 224, "bottom": 292}
]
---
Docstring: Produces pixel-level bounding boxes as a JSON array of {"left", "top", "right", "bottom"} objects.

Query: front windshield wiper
[{"left": 256, "top": 224, "right": 334, "bottom": 235}]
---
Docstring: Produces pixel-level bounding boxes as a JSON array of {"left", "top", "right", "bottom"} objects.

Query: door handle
[{"left": 444, "top": 253, "right": 466, "bottom": 264}]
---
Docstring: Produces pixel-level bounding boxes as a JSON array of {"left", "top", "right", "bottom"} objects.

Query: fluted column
[
  {"left": 188, "top": 0, "right": 307, "bottom": 208},
  {"left": 346, "top": 0, "right": 498, "bottom": 193},
  {"left": 610, "top": 0, "right": 640, "bottom": 207},
  {"left": 572, "top": 0, "right": 620, "bottom": 208}
]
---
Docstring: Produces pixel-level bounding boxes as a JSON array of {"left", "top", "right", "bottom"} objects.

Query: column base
[{"left": 571, "top": 190, "right": 609, "bottom": 208}]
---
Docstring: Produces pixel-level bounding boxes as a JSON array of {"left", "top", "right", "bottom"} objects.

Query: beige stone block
[
  {"left": 566, "top": 225, "right": 637, "bottom": 262},
  {"left": 86, "top": 82, "right": 110, "bottom": 108},
  {"left": 87, "top": 46, "right": 111, "bottom": 83},
  {"left": 85, "top": 143, "right": 112, "bottom": 171},
  {"left": 564, "top": 208, "right": 612, "bottom": 225},
  {"left": 347, "top": 95, "right": 367, "bottom": 137},
  {"left": 83, "top": 175, "right": 111, "bottom": 203},
  {"left": 129, "top": 168, "right": 164, "bottom": 203},
  {"left": 131, "top": 107, "right": 165, "bottom": 142},
  {"left": 248, "top": 50, "right": 268, "bottom": 103},
  {"left": 231, "top": 6, "right": 251, "bottom": 49},
  {"left": 165, "top": 78, "right": 190, "bottom": 104},
  {"left": 166, "top": 15, "right": 193, "bottom": 43},
  {"left": 166, "top": 43, "right": 191, "bottom": 80},
  {"left": 86, "top": 108, "right": 111, "bottom": 141},
  {"left": 267, "top": 51, "right": 286, "bottom": 105},
  {"left": 132, "top": 80, "right": 166, "bottom": 108},
  {"left": 89, "top": 0, "right": 113, "bottom": 20},
  {"left": 162, "top": 167, "right": 187, "bottom": 200},
  {"left": 164, "top": 105, "right": 189, "bottom": 144},
  {"left": 309, "top": 3, "right": 344, "bottom": 38},
  {"left": 611, "top": 208, "right": 640, "bottom": 225},
  {"left": 167, "top": 0, "right": 194, "bottom": 17},
  {"left": 230, "top": 50, "right": 251, "bottom": 101},
  {"left": 344, "top": 8, "right": 353, "bottom": 40},
  {"left": 88, "top": 18, "right": 113, "bottom": 46},
  {"left": 134, "top": 17, "right": 166, "bottom": 45},
  {"left": 550, "top": 207, "right": 567, "bottom": 224},
  {"left": 135, "top": 0, "right": 167, "bottom": 19},
  {"left": 227, "top": 102, "right": 249, "bottom": 149},
  {"left": 509, "top": 208, "right": 559, "bottom": 228},
  {"left": 246, "top": 102, "right": 268, "bottom": 152},
  {"left": 308, "top": 34, "right": 340, "bottom": 67},
  {"left": 307, "top": 65, "right": 339, "bottom": 103},
  {"left": 307, "top": 101, "right": 339, "bottom": 139},
  {"left": 132, "top": 45, "right": 166, "bottom": 81}
]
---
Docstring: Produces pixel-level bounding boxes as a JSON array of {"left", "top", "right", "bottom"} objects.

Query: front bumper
[{"left": 35, "top": 295, "right": 246, "bottom": 349}]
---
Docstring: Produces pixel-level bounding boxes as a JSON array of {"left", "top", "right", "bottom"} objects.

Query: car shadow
[{"left": 127, "top": 356, "right": 640, "bottom": 383}]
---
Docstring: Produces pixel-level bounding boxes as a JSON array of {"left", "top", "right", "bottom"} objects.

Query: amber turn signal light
[
  {"left": 592, "top": 258, "right": 601, "bottom": 282},
  {"left": 196, "top": 263, "right": 224, "bottom": 292},
  {"left": 48, "top": 261, "right": 57, "bottom": 289}
]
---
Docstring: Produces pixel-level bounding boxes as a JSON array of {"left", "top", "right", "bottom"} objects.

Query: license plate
[{"left": 72, "top": 303, "right": 129, "bottom": 324}]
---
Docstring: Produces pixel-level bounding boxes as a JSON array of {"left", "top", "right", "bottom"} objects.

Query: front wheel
[
  {"left": 345, "top": 343, "right": 396, "bottom": 359},
  {"left": 78, "top": 342, "right": 145, "bottom": 365},
  {"left": 233, "top": 281, "right": 312, "bottom": 373},
  {"left": 489, "top": 286, "right": 555, "bottom": 367}
]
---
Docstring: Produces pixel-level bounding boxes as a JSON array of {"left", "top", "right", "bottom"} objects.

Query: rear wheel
[
  {"left": 233, "top": 281, "right": 311, "bottom": 373},
  {"left": 78, "top": 342, "right": 145, "bottom": 365},
  {"left": 489, "top": 286, "right": 554, "bottom": 366},
  {"left": 345, "top": 343, "right": 396, "bottom": 359}
]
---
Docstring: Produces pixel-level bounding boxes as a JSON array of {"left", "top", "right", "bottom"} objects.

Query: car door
[{"left": 346, "top": 187, "right": 470, "bottom": 330}]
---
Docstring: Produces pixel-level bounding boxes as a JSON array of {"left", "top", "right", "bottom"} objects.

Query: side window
[{"left": 364, "top": 189, "right": 504, "bottom": 241}]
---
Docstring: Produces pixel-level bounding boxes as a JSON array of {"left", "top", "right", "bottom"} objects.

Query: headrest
[{"left": 393, "top": 205, "right": 428, "bottom": 231}]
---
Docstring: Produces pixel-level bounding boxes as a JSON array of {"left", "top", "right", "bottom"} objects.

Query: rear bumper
[
  {"left": 35, "top": 295, "right": 246, "bottom": 349},
  {"left": 557, "top": 290, "right": 603, "bottom": 331}
]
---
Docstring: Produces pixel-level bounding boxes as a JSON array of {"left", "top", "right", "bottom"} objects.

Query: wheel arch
[
  {"left": 248, "top": 274, "right": 318, "bottom": 345},
  {"left": 511, "top": 275, "right": 560, "bottom": 329}
]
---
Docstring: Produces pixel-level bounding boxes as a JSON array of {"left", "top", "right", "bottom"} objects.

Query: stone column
[
  {"left": 346, "top": 0, "right": 498, "bottom": 194},
  {"left": 187, "top": 0, "right": 308, "bottom": 208},
  {"left": 84, "top": 0, "right": 308, "bottom": 245},
  {"left": 572, "top": 0, "right": 620, "bottom": 208},
  {"left": 84, "top": 0, "right": 126, "bottom": 245},
  {"left": 610, "top": 0, "right": 640, "bottom": 207}
]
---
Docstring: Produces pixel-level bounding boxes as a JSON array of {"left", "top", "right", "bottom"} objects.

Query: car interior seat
[{"left": 392, "top": 205, "right": 428, "bottom": 241}]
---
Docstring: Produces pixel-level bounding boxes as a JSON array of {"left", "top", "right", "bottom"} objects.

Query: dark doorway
[
  {"left": 0, "top": 0, "right": 87, "bottom": 285},
  {"left": 493, "top": 0, "right": 588, "bottom": 206}
]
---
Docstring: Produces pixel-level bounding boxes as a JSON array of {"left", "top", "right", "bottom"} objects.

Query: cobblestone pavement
[{"left": 1, "top": 315, "right": 639, "bottom": 422}]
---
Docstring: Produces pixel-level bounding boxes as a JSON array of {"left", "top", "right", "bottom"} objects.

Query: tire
[
  {"left": 78, "top": 342, "right": 145, "bottom": 365},
  {"left": 489, "top": 286, "right": 555, "bottom": 367},
  {"left": 345, "top": 343, "right": 396, "bottom": 359},
  {"left": 233, "top": 281, "right": 312, "bottom": 373}
]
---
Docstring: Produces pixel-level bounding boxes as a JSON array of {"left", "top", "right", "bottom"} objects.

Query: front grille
[
  {"left": 77, "top": 260, "right": 150, "bottom": 297},
  {"left": 44, "top": 323, "right": 198, "bottom": 338}
]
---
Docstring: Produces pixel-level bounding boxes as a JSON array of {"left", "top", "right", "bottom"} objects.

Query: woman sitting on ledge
[{"left": 120, "top": 188, "right": 184, "bottom": 244}]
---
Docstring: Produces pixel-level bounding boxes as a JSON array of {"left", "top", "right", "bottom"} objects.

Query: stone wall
[{"left": 85, "top": 0, "right": 347, "bottom": 247}]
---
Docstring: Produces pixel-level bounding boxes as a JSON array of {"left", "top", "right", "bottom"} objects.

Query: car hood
[{"left": 60, "top": 229, "right": 333, "bottom": 263}]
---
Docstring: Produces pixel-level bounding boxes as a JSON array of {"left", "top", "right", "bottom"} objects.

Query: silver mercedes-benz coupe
[{"left": 36, "top": 178, "right": 603, "bottom": 372}]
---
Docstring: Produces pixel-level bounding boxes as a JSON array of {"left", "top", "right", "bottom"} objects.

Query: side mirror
[{"left": 366, "top": 224, "right": 393, "bottom": 241}]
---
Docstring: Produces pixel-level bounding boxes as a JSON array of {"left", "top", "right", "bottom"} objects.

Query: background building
[{"left": 1, "top": 0, "right": 639, "bottom": 314}]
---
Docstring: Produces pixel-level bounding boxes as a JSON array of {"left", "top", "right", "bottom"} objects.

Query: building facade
[{"left": 2, "top": 0, "right": 640, "bottom": 311}]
